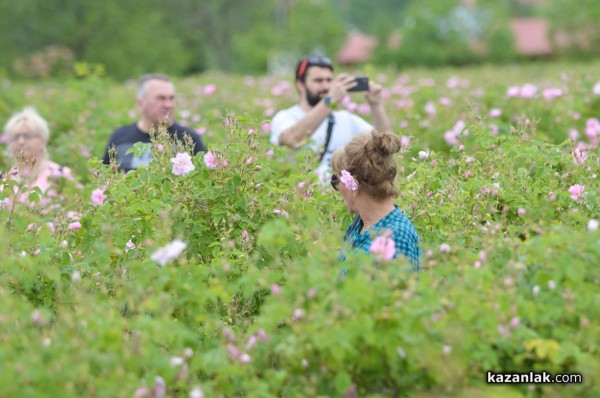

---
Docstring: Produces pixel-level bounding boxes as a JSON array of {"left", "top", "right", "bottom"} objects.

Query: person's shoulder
[
  {"left": 274, "top": 104, "right": 303, "bottom": 118},
  {"left": 170, "top": 123, "right": 200, "bottom": 139},
  {"left": 108, "top": 123, "right": 137, "bottom": 140}
]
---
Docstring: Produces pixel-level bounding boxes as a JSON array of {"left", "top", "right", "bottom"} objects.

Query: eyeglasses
[
  {"left": 331, "top": 173, "right": 341, "bottom": 190},
  {"left": 296, "top": 56, "right": 332, "bottom": 81},
  {"left": 10, "top": 132, "right": 40, "bottom": 142}
]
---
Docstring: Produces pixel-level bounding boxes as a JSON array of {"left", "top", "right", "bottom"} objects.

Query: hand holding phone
[{"left": 348, "top": 76, "right": 369, "bottom": 92}]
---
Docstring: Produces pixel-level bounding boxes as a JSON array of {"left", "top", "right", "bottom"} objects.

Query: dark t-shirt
[{"left": 102, "top": 122, "right": 206, "bottom": 172}]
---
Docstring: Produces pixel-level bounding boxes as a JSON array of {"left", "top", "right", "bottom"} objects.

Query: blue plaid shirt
[{"left": 343, "top": 206, "right": 421, "bottom": 270}]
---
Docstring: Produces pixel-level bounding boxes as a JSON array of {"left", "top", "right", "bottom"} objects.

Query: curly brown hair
[{"left": 331, "top": 130, "right": 402, "bottom": 200}]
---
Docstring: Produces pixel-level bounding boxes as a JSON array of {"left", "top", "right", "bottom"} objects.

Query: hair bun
[{"left": 368, "top": 131, "right": 402, "bottom": 156}]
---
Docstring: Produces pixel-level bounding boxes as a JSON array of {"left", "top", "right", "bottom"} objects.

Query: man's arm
[
  {"left": 365, "top": 82, "right": 392, "bottom": 133},
  {"left": 278, "top": 102, "right": 331, "bottom": 148},
  {"left": 279, "top": 74, "right": 357, "bottom": 148}
]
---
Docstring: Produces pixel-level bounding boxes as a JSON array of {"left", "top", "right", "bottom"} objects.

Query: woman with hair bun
[{"left": 331, "top": 130, "right": 421, "bottom": 269}]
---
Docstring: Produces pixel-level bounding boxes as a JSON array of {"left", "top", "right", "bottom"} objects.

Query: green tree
[
  {"left": 544, "top": 0, "right": 600, "bottom": 56},
  {"left": 377, "top": 0, "right": 515, "bottom": 67}
]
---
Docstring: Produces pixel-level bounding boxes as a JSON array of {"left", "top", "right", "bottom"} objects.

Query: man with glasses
[{"left": 270, "top": 56, "right": 391, "bottom": 177}]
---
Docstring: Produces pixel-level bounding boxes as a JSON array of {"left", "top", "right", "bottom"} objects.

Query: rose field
[{"left": 0, "top": 61, "right": 599, "bottom": 397}]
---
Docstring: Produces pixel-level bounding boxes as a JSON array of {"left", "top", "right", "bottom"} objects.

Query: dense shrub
[{"left": 0, "top": 62, "right": 599, "bottom": 397}]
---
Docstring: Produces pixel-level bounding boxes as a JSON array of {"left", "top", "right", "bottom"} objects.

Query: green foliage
[
  {"left": 1, "top": 62, "right": 599, "bottom": 397},
  {"left": 544, "top": 0, "right": 600, "bottom": 57},
  {"left": 376, "top": 0, "right": 516, "bottom": 68}
]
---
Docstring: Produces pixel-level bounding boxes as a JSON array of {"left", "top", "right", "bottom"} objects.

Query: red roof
[
  {"left": 336, "top": 32, "right": 378, "bottom": 65},
  {"left": 509, "top": 18, "right": 552, "bottom": 55}
]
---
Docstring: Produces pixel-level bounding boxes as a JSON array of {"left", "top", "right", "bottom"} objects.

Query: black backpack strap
[{"left": 318, "top": 113, "right": 335, "bottom": 163}]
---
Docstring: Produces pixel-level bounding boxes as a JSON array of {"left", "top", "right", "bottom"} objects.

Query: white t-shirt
[{"left": 270, "top": 105, "right": 373, "bottom": 171}]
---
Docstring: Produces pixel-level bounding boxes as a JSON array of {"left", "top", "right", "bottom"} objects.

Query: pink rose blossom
[
  {"left": 189, "top": 387, "right": 204, "bottom": 398},
  {"left": 519, "top": 83, "right": 537, "bottom": 98},
  {"left": 424, "top": 101, "right": 436, "bottom": 117},
  {"left": 90, "top": 188, "right": 106, "bottom": 205},
  {"left": 227, "top": 344, "right": 240, "bottom": 358},
  {"left": 239, "top": 353, "right": 251, "bottom": 363},
  {"left": 340, "top": 170, "right": 358, "bottom": 191},
  {"left": 507, "top": 86, "right": 520, "bottom": 97},
  {"left": 358, "top": 104, "right": 370, "bottom": 114},
  {"left": 573, "top": 142, "right": 587, "bottom": 166},
  {"left": 151, "top": 239, "right": 187, "bottom": 266},
  {"left": 261, "top": 123, "right": 271, "bottom": 133},
  {"left": 543, "top": 88, "right": 562, "bottom": 100},
  {"left": 585, "top": 118, "right": 600, "bottom": 146},
  {"left": 489, "top": 108, "right": 502, "bottom": 118},
  {"left": 439, "top": 243, "right": 451, "bottom": 253},
  {"left": 171, "top": 153, "right": 195, "bottom": 176},
  {"left": 196, "top": 127, "right": 206, "bottom": 135},
  {"left": 271, "top": 284, "right": 281, "bottom": 295},
  {"left": 246, "top": 156, "right": 253, "bottom": 165},
  {"left": 69, "top": 221, "right": 81, "bottom": 231},
  {"left": 400, "top": 135, "right": 410, "bottom": 149},
  {"left": 369, "top": 232, "right": 396, "bottom": 261},
  {"left": 444, "top": 131, "right": 460, "bottom": 146},
  {"left": 203, "top": 151, "right": 227, "bottom": 168},
  {"left": 490, "top": 124, "right": 499, "bottom": 136},
  {"left": 241, "top": 230, "right": 249, "bottom": 240},
  {"left": 292, "top": 308, "right": 305, "bottom": 321},
  {"left": 155, "top": 143, "right": 164, "bottom": 152},
  {"left": 568, "top": 184, "right": 585, "bottom": 202},
  {"left": 202, "top": 84, "right": 217, "bottom": 95},
  {"left": 593, "top": 82, "right": 600, "bottom": 95},
  {"left": 265, "top": 148, "right": 274, "bottom": 158}
]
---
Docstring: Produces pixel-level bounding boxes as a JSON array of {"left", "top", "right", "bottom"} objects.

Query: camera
[{"left": 348, "top": 76, "right": 369, "bottom": 92}]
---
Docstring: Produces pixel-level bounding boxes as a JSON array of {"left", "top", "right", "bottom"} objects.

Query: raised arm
[{"left": 365, "top": 82, "right": 392, "bottom": 133}]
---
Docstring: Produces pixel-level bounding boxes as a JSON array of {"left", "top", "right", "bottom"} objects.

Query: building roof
[
  {"left": 336, "top": 32, "right": 378, "bottom": 65},
  {"left": 509, "top": 18, "right": 552, "bottom": 55}
]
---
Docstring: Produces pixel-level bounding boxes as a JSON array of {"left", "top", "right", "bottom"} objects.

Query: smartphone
[{"left": 348, "top": 76, "right": 369, "bottom": 92}]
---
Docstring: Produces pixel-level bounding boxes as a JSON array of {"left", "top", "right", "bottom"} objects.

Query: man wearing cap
[
  {"left": 103, "top": 73, "right": 206, "bottom": 172},
  {"left": 270, "top": 56, "right": 391, "bottom": 174}
]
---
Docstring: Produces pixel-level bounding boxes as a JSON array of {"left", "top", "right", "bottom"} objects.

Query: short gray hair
[
  {"left": 4, "top": 106, "right": 50, "bottom": 142},
  {"left": 136, "top": 73, "right": 172, "bottom": 99}
]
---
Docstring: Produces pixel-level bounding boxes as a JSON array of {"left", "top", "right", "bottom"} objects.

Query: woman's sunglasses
[{"left": 330, "top": 173, "right": 341, "bottom": 190}]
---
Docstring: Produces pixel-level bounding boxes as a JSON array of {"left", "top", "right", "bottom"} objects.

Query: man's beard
[{"left": 305, "top": 87, "right": 324, "bottom": 107}]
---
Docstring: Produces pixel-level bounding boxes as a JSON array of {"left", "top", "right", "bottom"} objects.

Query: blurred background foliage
[{"left": 0, "top": 0, "right": 598, "bottom": 80}]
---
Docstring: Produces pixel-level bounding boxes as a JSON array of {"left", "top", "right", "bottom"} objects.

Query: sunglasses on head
[{"left": 297, "top": 56, "right": 333, "bottom": 81}]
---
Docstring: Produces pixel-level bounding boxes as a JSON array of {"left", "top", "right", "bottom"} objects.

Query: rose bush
[{"left": 0, "top": 62, "right": 598, "bottom": 397}]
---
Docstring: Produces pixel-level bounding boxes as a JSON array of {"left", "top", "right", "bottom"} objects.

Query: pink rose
[
  {"left": 340, "top": 170, "right": 358, "bottom": 191},
  {"left": 90, "top": 188, "right": 106, "bottom": 205},
  {"left": 568, "top": 184, "right": 585, "bottom": 202},
  {"left": 171, "top": 152, "right": 195, "bottom": 176},
  {"left": 369, "top": 232, "right": 396, "bottom": 261}
]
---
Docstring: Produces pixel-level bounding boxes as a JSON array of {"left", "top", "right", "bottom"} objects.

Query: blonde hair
[
  {"left": 4, "top": 107, "right": 50, "bottom": 142},
  {"left": 331, "top": 130, "right": 402, "bottom": 199}
]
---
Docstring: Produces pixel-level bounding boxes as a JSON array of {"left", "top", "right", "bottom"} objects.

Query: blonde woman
[
  {"left": 2, "top": 107, "right": 72, "bottom": 203},
  {"left": 331, "top": 130, "right": 421, "bottom": 269}
]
